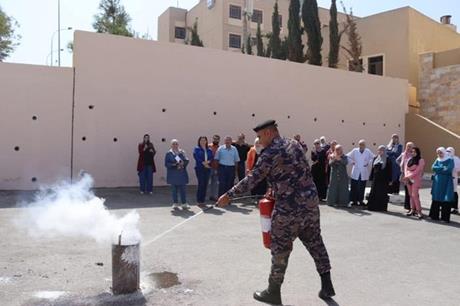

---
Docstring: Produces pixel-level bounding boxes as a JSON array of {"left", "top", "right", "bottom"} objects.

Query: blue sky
[{"left": 2, "top": 0, "right": 459, "bottom": 67}]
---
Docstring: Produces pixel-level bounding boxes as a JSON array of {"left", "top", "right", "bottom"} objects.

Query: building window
[
  {"left": 174, "top": 27, "right": 186, "bottom": 39},
  {"left": 229, "top": 5, "right": 242, "bottom": 19},
  {"left": 229, "top": 34, "right": 242, "bottom": 49},
  {"left": 252, "top": 9, "right": 263, "bottom": 24},
  {"left": 368, "top": 55, "right": 384, "bottom": 76}
]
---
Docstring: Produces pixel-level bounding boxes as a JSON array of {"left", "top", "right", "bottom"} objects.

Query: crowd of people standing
[{"left": 136, "top": 132, "right": 460, "bottom": 223}]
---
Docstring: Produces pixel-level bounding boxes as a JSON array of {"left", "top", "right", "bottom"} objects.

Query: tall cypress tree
[
  {"left": 246, "top": 35, "right": 253, "bottom": 55},
  {"left": 328, "top": 0, "right": 339, "bottom": 67},
  {"left": 328, "top": 0, "right": 346, "bottom": 68},
  {"left": 190, "top": 19, "right": 204, "bottom": 47},
  {"left": 256, "top": 22, "right": 265, "bottom": 56},
  {"left": 287, "top": 0, "right": 304, "bottom": 62},
  {"left": 93, "top": 0, "right": 133, "bottom": 37},
  {"left": 270, "top": 1, "right": 283, "bottom": 59},
  {"left": 302, "top": 0, "right": 323, "bottom": 66}
]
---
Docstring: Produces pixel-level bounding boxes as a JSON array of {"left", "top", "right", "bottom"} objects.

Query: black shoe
[
  {"left": 318, "top": 272, "right": 336, "bottom": 300},
  {"left": 451, "top": 209, "right": 459, "bottom": 215},
  {"left": 253, "top": 282, "right": 282, "bottom": 305}
]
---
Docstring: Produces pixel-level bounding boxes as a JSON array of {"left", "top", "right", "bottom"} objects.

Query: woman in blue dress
[
  {"left": 429, "top": 147, "right": 455, "bottom": 222},
  {"left": 193, "top": 136, "right": 214, "bottom": 208}
]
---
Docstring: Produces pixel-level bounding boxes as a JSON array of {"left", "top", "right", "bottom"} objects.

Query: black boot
[
  {"left": 318, "top": 271, "right": 335, "bottom": 300},
  {"left": 253, "top": 282, "right": 282, "bottom": 305}
]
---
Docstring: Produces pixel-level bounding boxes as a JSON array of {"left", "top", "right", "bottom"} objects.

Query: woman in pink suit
[{"left": 403, "top": 147, "right": 425, "bottom": 219}]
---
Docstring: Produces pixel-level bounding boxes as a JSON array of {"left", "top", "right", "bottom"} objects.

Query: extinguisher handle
[{"left": 264, "top": 188, "right": 274, "bottom": 200}]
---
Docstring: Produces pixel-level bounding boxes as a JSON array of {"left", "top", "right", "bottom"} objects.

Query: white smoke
[{"left": 16, "top": 173, "right": 141, "bottom": 245}]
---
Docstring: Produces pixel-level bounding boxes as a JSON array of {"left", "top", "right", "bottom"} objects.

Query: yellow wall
[
  {"left": 72, "top": 31, "right": 408, "bottom": 188},
  {"left": 434, "top": 47, "right": 460, "bottom": 68},
  {"left": 188, "top": 0, "right": 225, "bottom": 49},
  {"left": 0, "top": 63, "right": 74, "bottom": 190},
  {"left": 354, "top": 8, "right": 411, "bottom": 81},
  {"left": 409, "top": 8, "right": 460, "bottom": 89},
  {"left": 406, "top": 113, "right": 460, "bottom": 172},
  {"left": 0, "top": 31, "right": 412, "bottom": 190}
]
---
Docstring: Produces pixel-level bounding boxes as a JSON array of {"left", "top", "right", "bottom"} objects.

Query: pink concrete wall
[
  {"left": 0, "top": 63, "right": 73, "bottom": 190},
  {"left": 72, "top": 31, "right": 408, "bottom": 188}
]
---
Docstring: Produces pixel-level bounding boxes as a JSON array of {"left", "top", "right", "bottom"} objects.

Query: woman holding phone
[{"left": 165, "top": 139, "right": 190, "bottom": 209}]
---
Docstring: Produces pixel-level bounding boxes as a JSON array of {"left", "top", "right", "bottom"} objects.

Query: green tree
[
  {"left": 270, "top": 1, "right": 283, "bottom": 59},
  {"left": 287, "top": 0, "right": 304, "bottom": 62},
  {"left": 302, "top": 0, "right": 323, "bottom": 66},
  {"left": 341, "top": 3, "right": 363, "bottom": 72},
  {"left": 189, "top": 19, "right": 204, "bottom": 47},
  {"left": 0, "top": 6, "right": 21, "bottom": 61},
  {"left": 93, "top": 0, "right": 133, "bottom": 37},
  {"left": 256, "top": 22, "right": 265, "bottom": 56},
  {"left": 328, "top": 0, "right": 342, "bottom": 68},
  {"left": 246, "top": 35, "right": 253, "bottom": 55}
]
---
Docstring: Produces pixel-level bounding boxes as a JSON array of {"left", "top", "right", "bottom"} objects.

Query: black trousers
[
  {"left": 404, "top": 185, "right": 411, "bottom": 210},
  {"left": 452, "top": 192, "right": 459, "bottom": 210},
  {"left": 429, "top": 201, "right": 451, "bottom": 222},
  {"left": 350, "top": 178, "right": 367, "bottom": 203},
  {"left": 218, "top": 165, "right": 236, "bottom": 197},
  {"left": 389, "top": 179, "right": 400, "bottom": 194},
  {"left": 237, "top": 161, "right": 246, "bottom": 182}
]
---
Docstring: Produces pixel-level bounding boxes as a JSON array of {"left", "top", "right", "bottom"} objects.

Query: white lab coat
[
  {"left": 452, "top": 155, "right": 460, "bottom": 193},
  {"left": 346, "top": 148, "right": 375, "bottom": 181}
]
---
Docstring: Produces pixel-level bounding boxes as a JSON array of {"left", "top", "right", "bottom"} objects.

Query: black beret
[{"left": 253, "top": 120, "right": 277, "bottom": 132}]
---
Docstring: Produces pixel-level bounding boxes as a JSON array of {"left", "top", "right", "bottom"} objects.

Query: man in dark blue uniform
[{"left": 217, "top": 120, "right": 335, "bottom": 305}]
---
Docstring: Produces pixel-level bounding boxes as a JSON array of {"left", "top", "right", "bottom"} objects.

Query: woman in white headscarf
[
  {"left": 386, "top": 134, "right": 403, "bottom": 194},
  {"left": 446, "top": 147, "right": 460, "bottom": 214},
  {"left": 367, "top": 145, "right": 393, "bottom": 211},
  {"left": 165, "top": 139, "right": 190, "bottom": 209},
  {"left": 326, "top": 145, "right": 350, "bottom": 207},
  {"left": 429, "top": 147, "right": 455, "bottom": 222}
]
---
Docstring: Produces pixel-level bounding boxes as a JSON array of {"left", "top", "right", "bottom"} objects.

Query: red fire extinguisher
[{"left": 259, "top": 196, "right": 275, "bottom": 249}]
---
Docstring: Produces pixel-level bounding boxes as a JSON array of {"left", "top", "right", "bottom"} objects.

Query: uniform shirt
[
  {"left": 215, "top": 145, "right": 240, "bottom": 166},
  {"left": 227, "top": 137, "right": 317, "bottom": 211},
  {"left": 346, "top": 148, "right": 375, "bottom": 181}
]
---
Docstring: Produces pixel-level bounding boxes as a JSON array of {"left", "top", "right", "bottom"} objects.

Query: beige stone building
[
  {"left": 158, "top": 0, "right": 348, "bottom": 55},
  {"left": 419, "top": 48, "right": 460, "bottom": 135},
  {"left": 158, "top": 2, "right": 460, "bottom": 85},
  {"left": 158, "top": 1, "right": 460, "bottom": 135}
]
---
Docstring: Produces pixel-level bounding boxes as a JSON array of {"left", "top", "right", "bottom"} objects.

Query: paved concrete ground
[{"left": 0, "top": 183, "right": 459, "bottom": 306}]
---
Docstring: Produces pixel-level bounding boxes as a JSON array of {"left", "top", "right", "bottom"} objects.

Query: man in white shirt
[
  {"left": 347, "top": 140, "right": 375, "bottom": 207},
  {"left": 446, "top": 147, "right": 460, "bottom": 214}
]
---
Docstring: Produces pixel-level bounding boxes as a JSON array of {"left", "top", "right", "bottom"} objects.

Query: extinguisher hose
[{"left": 213, "top": 194, "right": 265, "bottom": 207}]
